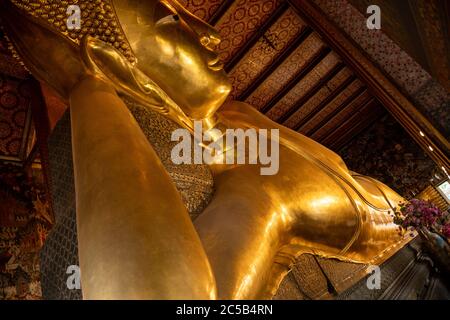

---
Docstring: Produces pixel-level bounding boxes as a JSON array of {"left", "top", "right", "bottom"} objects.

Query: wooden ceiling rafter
[
  {"left": 289, "top": 0, "right": 449, "bottom": 169},
  {"left": 292, "top": 74, "right": 358, "bottom": 131},
  {"left": 323, "top": 99, "right": 381, "bottom": 149},
  {"left": 320, "top": 97, "right": 374, "bottom": 143},
  {"left": 260, "top": 46, "right": 332, "bottom": 114},
  {"left": 276, "top": 61, "right": 346, "bottom": 123},
  {"left": 312, "top": 92, "right": 374, "bottom": 142},
  {"left": 208, "top": 0, "right": 235, "bottom": 26},
  {"left": 237, "top": 26, "right": 313, "bottom": 101},
  {"left": 306, "top": 86, "right": 367, "bottom": 137},
  {"left": 224, "top": 1, "right": 290, "bottom": 73},
  {"left": 331, "top": 106, "right": 385, "bottom": 151}
]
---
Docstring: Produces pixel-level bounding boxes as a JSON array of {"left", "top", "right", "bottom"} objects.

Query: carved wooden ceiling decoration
[
  {"left": 2, "top": 0, "right": 423, "bottom": 156},
  {"left": 348, "top": 0, "right": 450, "bottom": 93},
  {"left": 180, "top": 0, "right": 387, "bottom": 151}
]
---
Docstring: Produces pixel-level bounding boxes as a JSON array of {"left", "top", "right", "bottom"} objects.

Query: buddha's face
[{"left": 113, "top": 0, "right": 232, "bottom": 120}]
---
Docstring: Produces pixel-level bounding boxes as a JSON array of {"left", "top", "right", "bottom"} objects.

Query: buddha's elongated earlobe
[
  {"left": 80, "top": 35, "right": 194, "bottom": 131},
  {"left": 80, "top": 36, "right": 166, "bottom": 110}
]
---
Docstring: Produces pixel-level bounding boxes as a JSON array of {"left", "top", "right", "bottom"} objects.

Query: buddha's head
[
  {"left": 0, "top": 0, "right": 231, "bottom": 122},
  {"left": 111, "top": 0, "right": 232, "bottom": 120}
]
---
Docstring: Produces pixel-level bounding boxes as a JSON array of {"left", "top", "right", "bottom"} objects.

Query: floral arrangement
[
  {"left": 393, "top": 199, "right": 450, "bottom": 239},
  {"left": 442, "top": 224, "right": 450, "bottom": 239}
]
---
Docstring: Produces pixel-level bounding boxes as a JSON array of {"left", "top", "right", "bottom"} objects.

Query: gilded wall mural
[{"left": 0, "top": 162, "right": 52, "bottom": 299}]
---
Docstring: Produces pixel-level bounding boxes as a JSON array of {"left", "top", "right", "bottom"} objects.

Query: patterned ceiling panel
[
  {"left": 214, "top": 0, "right": 285, "bottom": 63},
  {"left": 327, "top": 93, "right": 372, "bottom": 130},
  {"left": 313, "top": 0, "right": 450, "bottom": 139},
  {"left": 0, "top": 0, "right": 390, "bottom": 161},
  {"left": 298, "top": 79, "right": 364, "bottom": 133},
  {"left": 323, "top": 103, "right": 385, "bottom": 150},
  {"left": 282, "top": 68, "right": 354, "bottom": 128},
  {"left": 266, "top": 53, "right": 345, "bottom": 121},
  {"left": 0, "top": 77, "right": 33, "bottom": 160},
  {"left": 0, "top": 30, "right": 29, "bottom": 79},
  {"left": 245, "top": 32, "right": 327, "bottom": 110},
  {"left": 311, "top": 92, "right": 372, "bottom": 141},
  {"left": 178, "top": 0, "right": 226, "bottom": 22},
  {"left": 227, "top": 7, "right": 305, "bottom": 98},
  {"left": 309, "top": 51, "right": 342, "bottom": 78}
]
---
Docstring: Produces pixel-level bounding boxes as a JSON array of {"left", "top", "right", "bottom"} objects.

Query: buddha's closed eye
[{"left": 155, "top": 14, "right": 179, "bottom": 27}]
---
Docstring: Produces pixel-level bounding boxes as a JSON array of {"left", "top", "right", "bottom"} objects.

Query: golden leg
[{"left": 69, "top": 76, "right": 216, "bottom": 299}]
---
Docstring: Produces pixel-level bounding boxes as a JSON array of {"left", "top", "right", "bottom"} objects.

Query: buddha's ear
[
  {"left": 80, "top": 36, "right": 166, "bottom": 111},
  {"left": 0, "top": 0, "right": 84, "bottom": 100},
  {"left": 80, "top": 36, "right": 193, "bottom": 129}
]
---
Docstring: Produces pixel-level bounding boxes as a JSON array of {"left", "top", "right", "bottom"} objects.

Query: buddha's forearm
[{"left": 69, "top": 76, "right": 216, "bottom": 299}]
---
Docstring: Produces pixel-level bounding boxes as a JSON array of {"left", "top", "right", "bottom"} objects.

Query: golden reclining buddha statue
[{"left": 0, "top": 0, "right": 410, "bottom": 299}]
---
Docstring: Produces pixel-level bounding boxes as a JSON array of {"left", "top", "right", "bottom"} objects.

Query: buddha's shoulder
[{"left": 217, "top": 100, "right": 275, "bottom": 127}]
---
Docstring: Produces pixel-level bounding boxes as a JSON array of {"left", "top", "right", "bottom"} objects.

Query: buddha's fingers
[{"left": 69, "top": 76, "right": 216, "bottom": 299}]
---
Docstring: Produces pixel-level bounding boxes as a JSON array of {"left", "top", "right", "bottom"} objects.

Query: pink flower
[{"left": 393, "top": 199, "right": 444, "bottom": 230}]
